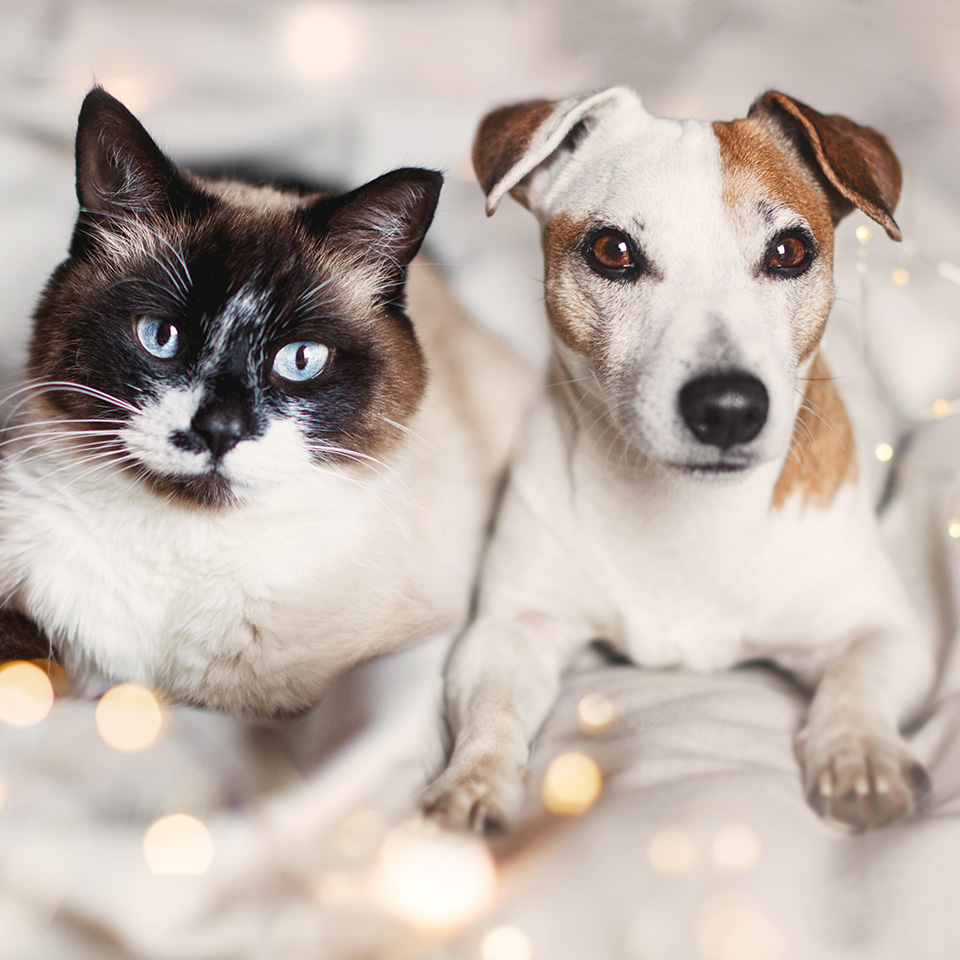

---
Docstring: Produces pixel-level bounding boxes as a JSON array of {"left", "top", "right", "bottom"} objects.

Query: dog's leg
[
  {"left": 423, "top": 610, "right": 587, "bottom": 831},
  {"left": 793, "top": 628, "right": 933, "bottom": 831},
  {"left": 0, "top": 607, "right": 54, "bottom": 662}
]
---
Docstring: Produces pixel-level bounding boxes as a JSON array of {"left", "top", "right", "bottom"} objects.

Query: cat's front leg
[
  {"left": 0, "top": 608, "right": 55, "bottom": 663},
  {"left": 790, "top": 627, "right": 934, "bottom": 831}
]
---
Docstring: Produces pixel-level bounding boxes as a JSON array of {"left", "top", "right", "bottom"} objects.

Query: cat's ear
[
  {"left": 75, "top": 86, "right": 185, "bottom": 217},
  {"left": 304, "top": 168, "right": 443, "bottom": 302}
]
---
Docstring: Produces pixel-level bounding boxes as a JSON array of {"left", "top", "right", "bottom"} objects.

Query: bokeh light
[
  {"left": 648, "top": 829, "right": 698, "bottom": 874},
  {"left": 699, "top": 894, "right": 787, "bottom": 960},
  {"left": 95, "top": 683, "right": 165, "bottom": 753},
  {"left": 542, "top": 752, "right": 603, "bottom": 816},
  {"left": 855, "top": 225, "right": 872, "bottom": 244},
  {"left": 891, "top": 267, "right": 910, "bottom": 286},
  {"left": 710, "top": 826, "right": 761, "bottom": 872},
  {"left": 375, "top": 819, "right": 496, "bottom": 930},
  {"left": 949, "top": 519, "right": 960, "bottom": 539},
  {"left": 481, "top": 925, "right": 533, "bottom": 960},
  {"left": 932, "top": 398, "right": 953, "bottom": 419},
  {"left": 0, "top": 662, "right": 54, "bottom": 729},
  {"left": 278, "top": 3, "right": 364, "bottom": 83},
  {"left": 334, "top": 808, "right": 389, "bottom": 860},
  {"left": 143, "top": 814, "right": 214, "bottom": 876},
  {"left": 873, "top": 442, "right": 894, "bottom": 463},
  {"left": 578, "top": 691, "right": 616, "bottom": 731}
]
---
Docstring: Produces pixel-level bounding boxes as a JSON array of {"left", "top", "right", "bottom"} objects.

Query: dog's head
[{"left": 474, "top": 88, "right": 901, "bottom": 477}]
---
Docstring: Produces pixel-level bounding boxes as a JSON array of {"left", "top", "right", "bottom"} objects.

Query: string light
[
  {"left": 278, "top": 3, "right": 363, "bottom": 83},
  {"left": 855, "top": 225, "right": 872, "bottom": 244},
  {"left": 374, "top": 819, "right": 496, "bottom": 930},
  {"left": 648, "top": 828, "right": 698, "bottom": 874},
  {"left": 577, "top": 691, "right": 616, "bottom": 731},
  {"left": 873, "top": 442, "right": 894, "bottom": 463},
  {"left": 142, "top": 814, "right": 214, "bottom": 876},
  {"left": 542, "top": 752, "right": 603, "bottom": 816},
  {"left": 933, "top": 398, "right": 954, "bottom": 420},
  {"left": 0, "top": 662, "right": 54, "bottom": 729},
  {"left": 948, "top": 520, "right": 960, "bottom": 539},
  {"left": 480, "top": 926, "right": 533, "bottom": 960},
  {"left": 710, "top": 826, "right": 762, "bottom": 872},
  {"left": 699, "top": 894, "right": 787, "bottom": 960},
  {"left": 95, "top": 683, "right": 165, "bottom": 753},
  {"left": 890, "top": 266, "right": 910, "bottom": 286}
]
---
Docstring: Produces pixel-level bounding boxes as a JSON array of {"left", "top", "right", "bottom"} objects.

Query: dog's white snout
[{"left": 678, "top": 372, "right": 769, "bottom": 449}]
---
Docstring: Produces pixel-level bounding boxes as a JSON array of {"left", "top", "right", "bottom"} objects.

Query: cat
[{"left": 0, "top": 87, "right": 529, "bottom": 717}]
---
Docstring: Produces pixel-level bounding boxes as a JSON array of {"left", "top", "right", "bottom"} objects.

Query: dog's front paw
[
  {"left": 421, "top": 756, "right": 530, "bottom": 833},
  {"left": 797, "top": 726, "right": 931, "bottom": 832}
]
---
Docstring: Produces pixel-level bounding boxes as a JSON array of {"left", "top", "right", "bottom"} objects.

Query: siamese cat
[{"left": 0, "top": 88, "right": 528, "bottom": 717}]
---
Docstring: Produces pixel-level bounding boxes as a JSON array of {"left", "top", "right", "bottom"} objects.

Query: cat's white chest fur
[{"left": 0, "top": 441, "right": 455, "bottom": 715}]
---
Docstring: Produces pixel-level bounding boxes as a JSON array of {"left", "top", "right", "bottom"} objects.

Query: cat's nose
[{"left": 191, "top": 381, "right": 257, "bottom": 460}]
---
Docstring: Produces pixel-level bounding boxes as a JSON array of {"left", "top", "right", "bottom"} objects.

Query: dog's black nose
[{"left": 679, "top": 373, "right": 769, "bottom": 449}]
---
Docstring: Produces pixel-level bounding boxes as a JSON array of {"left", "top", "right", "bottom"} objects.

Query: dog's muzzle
[{"left": 679, "top": 373, "right": 769, "bottom": 449}]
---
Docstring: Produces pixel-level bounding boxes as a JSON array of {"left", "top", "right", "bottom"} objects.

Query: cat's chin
[{"left": 140, "top": 469, "right": 240, "bottom": 510}]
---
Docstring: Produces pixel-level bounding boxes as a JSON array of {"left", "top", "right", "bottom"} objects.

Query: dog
[{"left": 421, "top": 87, "right": 934, "bottom": 832}]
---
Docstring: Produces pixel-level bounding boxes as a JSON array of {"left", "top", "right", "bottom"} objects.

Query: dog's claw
[{"left": 799, "top": 727, "right": 930, "bottom": 832}]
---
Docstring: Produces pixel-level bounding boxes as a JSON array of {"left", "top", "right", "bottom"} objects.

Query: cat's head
[{"left": 29, "top": 87, "right": 442, "bottom": 508}]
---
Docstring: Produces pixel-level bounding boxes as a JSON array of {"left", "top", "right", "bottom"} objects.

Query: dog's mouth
[{"left": 667, "top": 459, "right": 755, "bottom": 478}]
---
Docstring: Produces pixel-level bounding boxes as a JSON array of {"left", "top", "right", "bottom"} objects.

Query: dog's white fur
[
  {"left": 423, "top": 87, "right": 934, "bottom": 832},
  {"left": 0, "top": 265, "right": 531, "bottom": 717}
]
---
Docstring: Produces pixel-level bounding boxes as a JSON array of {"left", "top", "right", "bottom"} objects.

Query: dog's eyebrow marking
[{"left": 771, "top": 352, "right": 857, "bottom": 509}]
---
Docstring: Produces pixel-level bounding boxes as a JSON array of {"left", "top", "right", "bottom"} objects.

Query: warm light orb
[
  {"left": 891, "top": 267, "right": 910, "bottom": 286},
  {"left": 143, "top": 814, "right": 214, "bottom": 876},
  {"left": 711, "top": 826, "right": 762, "bottom": 872},
  {"left": 948, "top": 519, "right": 960, "bottom": 539},
  {"left": 0, "top": 662, "right": 54, "bottom": 728},
  {"left": 278, "top": 3, "right": 363, "bottom": 83},
  {"left": 95, "top": 683, "right": 164, "bottom": 753},
  {"left": 855, "top": 225, "right": 872, "bottom": 244},
  {"left": 873, "top": 442, "right": 894, "bottom": 463},
  {"left": 481, "top": 925, "right": 533, "bottom": 960},
  {"left": 648, "top": 828, "right": 698, "bottom": 874},
  {"left": 375, "top": 819, "right": 496, "bottom": 930},
  {"left": 699, "top": 894, "right": 787, "bottom": 960},
  {"left": 542, "top": 752, "right": 603, "bottom": 816},
  {"left": 932, "top": 398, "right": 953, "bottom": 420},
  {"left": 578, "top": 691, "right": 616, "bottom": 731}
]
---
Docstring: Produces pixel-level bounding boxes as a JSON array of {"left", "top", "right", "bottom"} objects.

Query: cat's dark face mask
[{"left": 27, "top": 87, "right": 441, "bottom": 508}]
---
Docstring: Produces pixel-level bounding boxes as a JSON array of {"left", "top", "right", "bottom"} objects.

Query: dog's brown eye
[
  {"left": 593, "top": 233, "right": 633, "bottom": 269},
  {"left": 582, "top": 228, "right": 643, "bottom": 280},
  {"left": 765, "top": 230, "right": 815, "bottom": 278}
]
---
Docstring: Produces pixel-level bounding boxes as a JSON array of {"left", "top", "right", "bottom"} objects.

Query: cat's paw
[
  {"left": 421, "top": 756, "right": 530, "bottom": 833},
  {"left": 797, "top": 725, "right": 931, "bottom": 832}
]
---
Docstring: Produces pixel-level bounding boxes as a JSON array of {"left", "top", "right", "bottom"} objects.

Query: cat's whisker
[
  {"left": 1, "top": 381, "right": 139, "bottom": 417},
  {"left": 382, "top": 417, "right": 439, "bottom": 454}
]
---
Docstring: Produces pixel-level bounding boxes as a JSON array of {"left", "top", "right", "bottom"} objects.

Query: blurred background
[{"left": 4, "top": 2, "right": 960, "bottom": 958}]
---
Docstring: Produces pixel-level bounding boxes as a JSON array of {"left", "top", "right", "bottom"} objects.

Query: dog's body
[{"left": 423, "top": 88, "right": 934, "bottom": 832}]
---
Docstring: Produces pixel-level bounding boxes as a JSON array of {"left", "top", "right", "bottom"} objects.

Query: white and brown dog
[{"left": 422, "top": 87, "right": 934, "bottom": 832}]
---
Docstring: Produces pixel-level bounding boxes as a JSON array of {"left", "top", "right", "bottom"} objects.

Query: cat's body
[{"left": 0, "top": 89, "right": 529, "bottom": 716}]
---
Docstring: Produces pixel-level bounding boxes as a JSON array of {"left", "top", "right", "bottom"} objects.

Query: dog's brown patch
[
  {"left": 713, "top": 117, "right": 836, "bottom": 363},
  {"left": 772, "top": 352, "right": 857, "bottom": 509},
  {"left": 541, "top": 213, "right": 598, "bottom": 355},
  {"left": 473, "top": 100, "right": 554, "bottom": 208}
]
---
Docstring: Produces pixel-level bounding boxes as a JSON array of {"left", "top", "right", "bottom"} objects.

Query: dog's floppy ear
[
  {"left": 750, "top": 91, "right": 902, "bottom": 241},
  {"left": 473, "top": 87, "right": 638, "bottom": 216}
]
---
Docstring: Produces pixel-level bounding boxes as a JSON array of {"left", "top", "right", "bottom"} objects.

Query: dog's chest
[{"left": 570, "top": 450, "right": 846, "bottom": 671}]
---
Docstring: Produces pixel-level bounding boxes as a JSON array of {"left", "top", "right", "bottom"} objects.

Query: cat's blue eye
[
  {"left": 136, "top": 317, "right": 180, "bottom": 359},
  {"left": 273, "top": 341, "right": 330, "bottom": 382}
]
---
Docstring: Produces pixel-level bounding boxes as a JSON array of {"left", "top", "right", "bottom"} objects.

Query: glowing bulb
[
  {"left": 891, "top": 267, "right": 910, "bottom": 286},
  {"left": 855, "top": 225, "right": 872, "bottom": 244},
  {"left": 948, "top": 520, "right": 960, "bottom": 539},
  {"left": 480, "top": 926, "right": 533, "bottom": 960},
  {"left": 711, "top": 826, "right": 762, "bottom": 872},
  {"left": 578, "top": 691, "right": 616, "bottom": 730},
  {"left": 542, "top": 752, "right": 603, "bottom": 816},
  {"left": 143, "top": 814, "right": 214, "bottom": 876},
  {"left": 278, "top": 3, "right": 363, "bottom": 83},
  {"left": 0, "top": 662, "right": 54, "bottom": 728},
  {"left": 375, "top": 819, "right": 496, "bottom": 930},
  {"left": 95, "top": 683, "right": 164, "bottom": 753},
  {"left": 933, "top": 398, "right": 953, "bottom": 420},
  {"left": 873, "top": 442, "right": 894, "bottom": 463},
  {"left": 648, "top": 829, "right": 697, "bottom": 874},
  {"left": 699, "top": 894, "right": 787, "bottom": 960}
]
